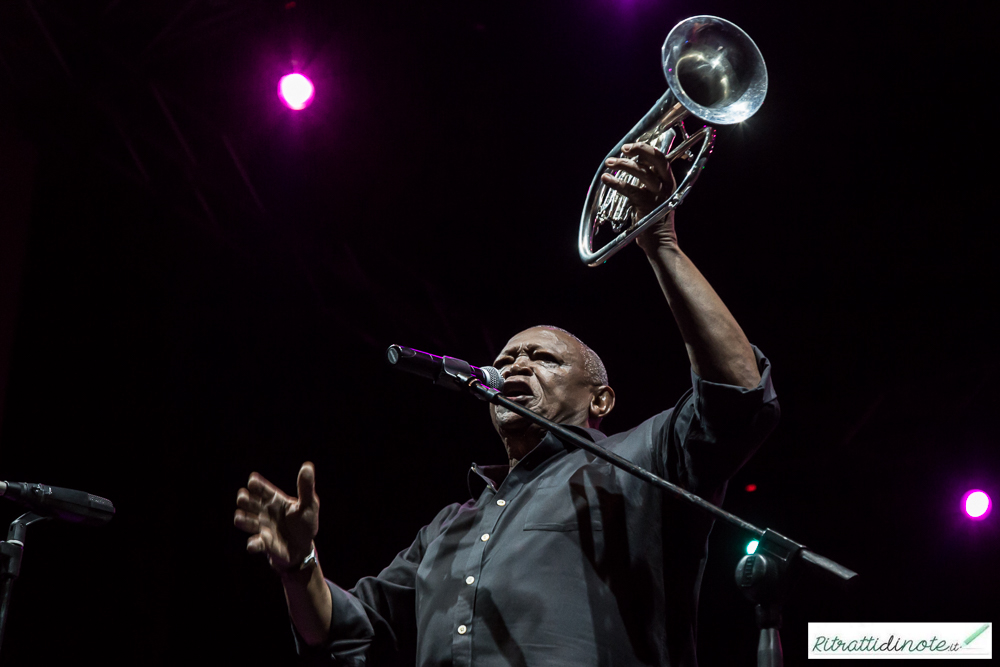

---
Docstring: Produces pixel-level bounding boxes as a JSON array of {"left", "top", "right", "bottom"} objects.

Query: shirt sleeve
[
  {"left": 292, "top": 502, "right": 464, "bottom": 666},
  {"left": 661, "top": 345, "right": 780, "bottom": 493}
]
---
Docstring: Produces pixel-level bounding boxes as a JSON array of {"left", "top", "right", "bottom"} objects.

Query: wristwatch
[{"left": 298, "top": 543, "right": 318, "bottom": 571}]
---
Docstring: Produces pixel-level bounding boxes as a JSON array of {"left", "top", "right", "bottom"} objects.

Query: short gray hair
[{"left": 532, "top": 325, "right": 608, "bottom": 387}]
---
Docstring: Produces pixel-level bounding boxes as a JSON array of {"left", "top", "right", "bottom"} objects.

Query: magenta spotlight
[
  {"left": 278, "top": 73, "right": 315, "bottom": 110},
  {"left": 962, "top": 489, "right": 992, "bottom": 520}
]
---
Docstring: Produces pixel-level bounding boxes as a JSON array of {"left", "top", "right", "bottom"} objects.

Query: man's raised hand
[
  {"left": 600, "top": 142, "right": 679, "bottom": 252},
  {"left": 234, "top": 462, "right": 320, "bottom": 574}
]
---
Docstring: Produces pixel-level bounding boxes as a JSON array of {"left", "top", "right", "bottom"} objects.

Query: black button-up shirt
[{"left": 299, "top": 348, "right": 778, "bottom": 666}]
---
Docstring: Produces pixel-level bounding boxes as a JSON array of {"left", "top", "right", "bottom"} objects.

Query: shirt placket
[{"left": 450, "top": 472, "right": 521, "bottom": 667}]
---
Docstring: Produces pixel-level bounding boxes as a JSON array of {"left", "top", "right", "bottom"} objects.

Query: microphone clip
[
  {"left": 439, "top": 357, "right": 497, "bottom": 402},
  {"left": 438, "top": 356, "right": 475, "bottom": 391}
]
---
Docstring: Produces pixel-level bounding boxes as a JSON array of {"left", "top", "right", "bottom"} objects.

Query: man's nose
[{"left": 505, "top": 356, "right": 532, "bottom": 377}]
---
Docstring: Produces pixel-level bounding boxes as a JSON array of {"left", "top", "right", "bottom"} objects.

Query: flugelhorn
[{"left": 579, "top": 16, "right": 767, "bottom": 266}]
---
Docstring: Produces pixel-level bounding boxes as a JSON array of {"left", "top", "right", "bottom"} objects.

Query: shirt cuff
[
  {"left": 291, "top": 580, "right": 374, "bottom": 661},
  {"left": 690, "top": 345, "right": 777, "bottom": 431}
]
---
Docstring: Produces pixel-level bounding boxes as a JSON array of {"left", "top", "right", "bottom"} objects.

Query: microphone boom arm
[{"left": 452, "top": 370, "right": 856, "bottom": 586}]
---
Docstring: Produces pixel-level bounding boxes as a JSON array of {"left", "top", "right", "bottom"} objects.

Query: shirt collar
[{"left": 471, "top": 424, "right": 608, "bottom": 488}]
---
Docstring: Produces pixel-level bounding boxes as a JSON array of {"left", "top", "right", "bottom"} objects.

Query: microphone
[
  {"left": 386, "top": 345, "right": 503, "bottom": 391},
  {"left": 0, "top": 481, "right": 115, "bottom": 526}
]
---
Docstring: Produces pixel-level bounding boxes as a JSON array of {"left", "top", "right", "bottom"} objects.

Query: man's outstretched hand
[{"left": 234, "top": 462, "right": 319, "bottom": 574}]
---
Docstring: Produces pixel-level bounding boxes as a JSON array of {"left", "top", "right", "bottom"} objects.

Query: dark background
[{"left": 0, "top": 0, "right": 996, "bottom": 664}]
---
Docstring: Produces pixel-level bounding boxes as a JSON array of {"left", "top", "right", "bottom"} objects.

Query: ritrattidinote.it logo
[{"left": 808, "top": 622, "right": 991, "bottom": 659}]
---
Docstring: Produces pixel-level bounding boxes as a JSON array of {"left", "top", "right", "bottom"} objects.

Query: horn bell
[{"left": 663, "top": 15, "right": 767, "bottom": 125}]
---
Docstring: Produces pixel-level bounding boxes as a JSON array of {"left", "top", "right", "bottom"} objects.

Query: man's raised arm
[{"left": 601, "top": 143, "right": 761, "bottom": 389}]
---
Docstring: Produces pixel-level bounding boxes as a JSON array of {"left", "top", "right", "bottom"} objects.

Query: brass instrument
[{"left": 579, "top": 16, "right": 767, "bottom": 266}]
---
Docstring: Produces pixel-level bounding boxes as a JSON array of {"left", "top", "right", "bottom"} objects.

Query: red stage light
[{"left": 744, "top": 483, "right": 757, "bottom": 492}]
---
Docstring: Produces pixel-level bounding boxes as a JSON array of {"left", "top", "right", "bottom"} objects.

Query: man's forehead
[{"left": 499, "top": 327, "right": 579, "bottom": 355}]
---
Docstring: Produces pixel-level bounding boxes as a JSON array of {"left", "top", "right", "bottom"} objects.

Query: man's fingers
[
  {"left": 604, "top": 157, "right": 661, "bottom": 192},
  {"left": 297, "top": 461, "right": 318, "bottom": 510},
  {"left": 234, "top": 509, "right": 260, "bottom": 534},
  {"left": 252, "top": 525, "right": 278, "bottom": 553},
  {"left": 601, "top": 173, "right": 647, "bottom": 199},
  {"left": 600, "top": 173, "right": 659, "bottom": 220},
  {"left": 239, "top": 467, "right": 313, "bottom": 571},
  {"left": 622, "top": 143, "right": 676, "bottom": 191},
  {"left": 247, "top": 534, "right": 265, "bottom": 554},
  {"left": 247, "top": 472, "right": 287, "bottom": 505},
  {"left": 236, "top": 488, "right": 263, "bottom": 514},
  {"left": 623, "top": 142, "right": 669, "bottom": 168}
]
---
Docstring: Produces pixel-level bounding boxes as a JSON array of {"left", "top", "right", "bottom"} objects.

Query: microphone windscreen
[{"left": 478, "top": 366, "right": 503, "bottom": 391}]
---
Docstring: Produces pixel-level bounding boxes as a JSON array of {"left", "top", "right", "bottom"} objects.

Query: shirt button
[
  {"left": 496, "top": 499, "right": 506, "bottom": 506},
  {"left": 480, "top": 533, "right": 490, "bottom": 542},
  {"left": 457, "top": 625, "right": 468, "bottom": 635},
  {"left": 465, "top": 575, "right": 475, "bottom": 585}
]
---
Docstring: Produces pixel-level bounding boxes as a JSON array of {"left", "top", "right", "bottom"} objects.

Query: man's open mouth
[{"left": 501, "top": 380, "right": 534, "bottom": 402}]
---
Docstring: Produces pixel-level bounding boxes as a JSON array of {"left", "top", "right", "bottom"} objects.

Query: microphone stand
[
  {"left": 440, "top": 361, "right": 858, "bottom": 667},
  {"left": 0, "top": 512, "right": 50, "bottom": 654}
]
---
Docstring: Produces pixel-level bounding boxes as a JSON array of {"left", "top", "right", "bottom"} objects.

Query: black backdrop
[{"left": 0, "top": 0, "right": 997, "bottom": 665}]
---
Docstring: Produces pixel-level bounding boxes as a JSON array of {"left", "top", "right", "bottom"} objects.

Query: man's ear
[{"left": 589, "top": 385, "right": 615, "bottom": 423}]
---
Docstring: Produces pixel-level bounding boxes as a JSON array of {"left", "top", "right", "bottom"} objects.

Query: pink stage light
[
  {"left": 963, "top": 489, "right": 992, "bottom": 520},
  {"left": 278, "top": 73, "right": 315, "bottom": 110}
]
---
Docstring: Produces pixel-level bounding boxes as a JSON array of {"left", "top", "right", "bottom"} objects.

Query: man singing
[{"left": 234, "top": 143, "right": 779, "bottom": 666}]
